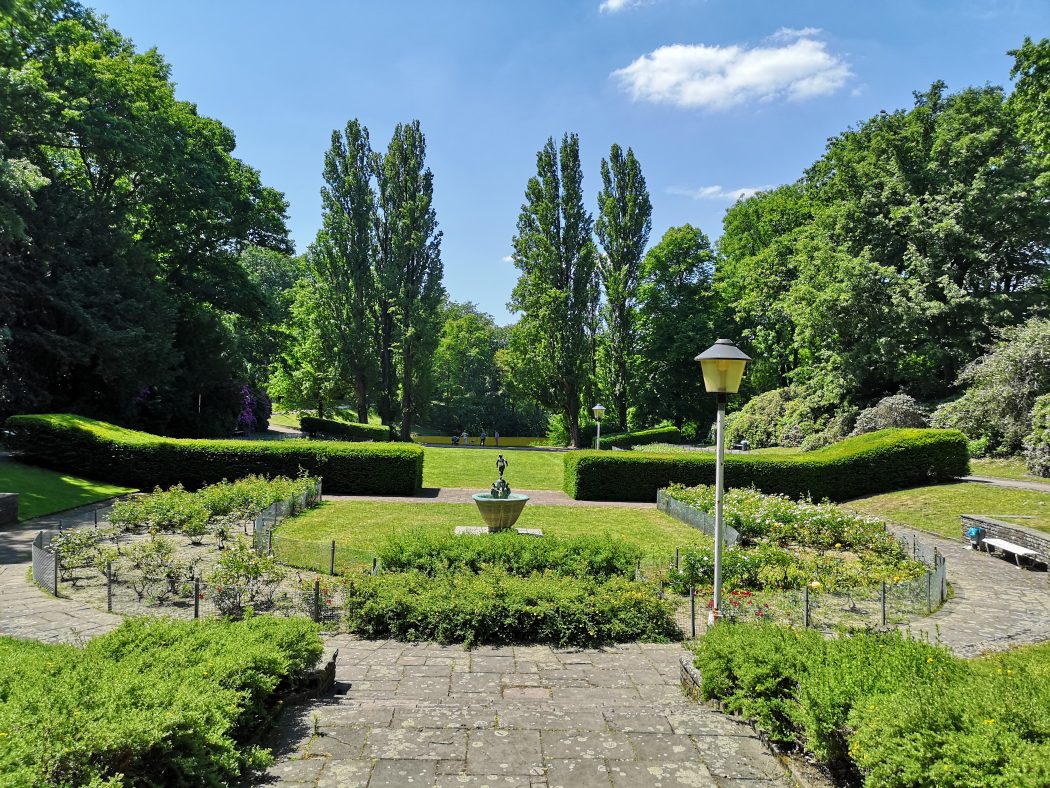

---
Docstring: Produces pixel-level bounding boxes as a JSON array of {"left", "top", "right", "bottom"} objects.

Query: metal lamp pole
[
  {"left": 695, "top": 339, "right": 751, "bottom": 626},
  {"left": 592, "top": 404, "right": 605, "bottom": 450}
]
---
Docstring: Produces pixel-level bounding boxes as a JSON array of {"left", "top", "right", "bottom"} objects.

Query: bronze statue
[{"left": 491, "top": 454, "right": 511, "bottom": 498}]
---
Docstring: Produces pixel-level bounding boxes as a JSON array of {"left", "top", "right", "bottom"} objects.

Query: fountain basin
[{"left": 472, "top": 493, "right": 530, "bottom": 531}]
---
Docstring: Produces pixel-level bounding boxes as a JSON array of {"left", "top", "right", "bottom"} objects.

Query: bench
[{"left": 980, "top": 537, "right": 1041, "bottom": 567}]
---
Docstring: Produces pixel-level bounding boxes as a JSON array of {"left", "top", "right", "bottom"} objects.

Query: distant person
[
  {"left": 494, "top": 430, "right": 500, "bottom": 446},
  {"left": 480, "top": 430, "right": 487, "bottom": 446},
  {"left": 451, "top": 433, "right": 460, "bottom": 446},
  {"left": 462, "top": 429, "right": 469, "bottom": 447}
]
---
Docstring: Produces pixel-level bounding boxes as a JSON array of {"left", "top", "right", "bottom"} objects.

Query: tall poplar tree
[
  {"left": 509, "top": 134, "right": 598, "bottom": 448},
  {"left": 596, "top": 144, "right": 651, "bottom": 430},
  {"left": 310, "top": 120, "right": 378, "bottom": 424},
  {"left": 374, "top": 121, "right": 445, "bottom": 439}
]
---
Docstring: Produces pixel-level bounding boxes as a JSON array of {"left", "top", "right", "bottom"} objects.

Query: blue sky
[{"left": 96, "top": 0, "right": 1046, "bottom": 324}]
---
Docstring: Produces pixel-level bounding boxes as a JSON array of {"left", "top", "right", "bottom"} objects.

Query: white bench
[{"left": 981, "top": 537, "right": 1040, "bottom": 567}]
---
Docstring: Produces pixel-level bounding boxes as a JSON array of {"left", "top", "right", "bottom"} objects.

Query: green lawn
[
  {"left": 970, "top": 456, "right": 1047, "bottom": 483},
  {"left": 268, "top": 410, "right": 385, "bottom": 429},
  {"left": 0, "top": 461, "right": 134, "bottom": 521},
  {"left": 423, "top": 446, "right": 565, "bottom": 490},
  {"left": 275, "top": 499, "right": 710, "bottom": 564},
  {"left": 845, "top": 482, "right": 1050, "bottom": 539}
]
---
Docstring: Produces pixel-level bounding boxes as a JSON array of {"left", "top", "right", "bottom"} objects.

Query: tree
[
  {"left": 634, "top": 225, "right": 719, "bottom": 432},
  {"left": 509, "top": 134, "right": 598, "bottom": 448},
  {"left": 311, "top": 120, "right": 378, "bottom": 424},
  {"left": 269, "top": 280, "right": 342, "bottom": 417},
  {"left": 1009, "top": 37, "right": 1050, "bottom": 189},
  {"left": 595, "top": 144, "right": 652, "bottom": 431},
  {"left": 374, "top": 121, "right": 445, "bottom": 439}
]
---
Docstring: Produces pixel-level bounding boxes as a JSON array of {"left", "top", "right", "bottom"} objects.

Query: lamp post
[
  {"left": 695, "top": 339, "right": 751, "bottom": 625},
  {"left": 592, "top": 404, "right": 606, "bottom": 450}
]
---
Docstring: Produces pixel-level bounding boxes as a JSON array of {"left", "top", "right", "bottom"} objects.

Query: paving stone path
[
  {"left": 262, "top": 640, "right": 791, "bottom": 788},
  {"left": 963, "top": 474, "right": 1050, "bottom": 494},
  {"left": 888, "top": 524, "right": 1050, "bottom": 657},
  {"left": 0, "top": 502, "right": 119, "bottom": 644}
]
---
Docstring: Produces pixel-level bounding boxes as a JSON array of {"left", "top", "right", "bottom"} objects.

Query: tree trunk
[
  {"left": 566, "top": 405, "right": 580, "bottom": 449},
  {"left": 355, "top": 377, "right": 369, "bottom": 426},
  {"left": 317, "top": 399, "right": 325, "bottom": 420},
  {"left": 400, "top": 350, "right": 413, "bottom": 441},
  {"left": 378, "top": 304, "right": 396, "bottom": 426}
]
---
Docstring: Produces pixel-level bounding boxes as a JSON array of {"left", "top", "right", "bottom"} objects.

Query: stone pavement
[
  {"left": 889, "top": 524, "right": 1050, "bottom": 657},
  {"left": 261, "top": 640, "right": 792, "bottom": 788},
  {"left": 963, "top": 475, "right": 1050, "bottom": 494},
  {"left": 0, "top": 502, "right": 120, "bottom": 644},
  {"left": 329, "top": 488, "right": 656, "bottom": 508}
]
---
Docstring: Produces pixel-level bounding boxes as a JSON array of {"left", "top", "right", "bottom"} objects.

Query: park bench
[{"left": 980, "top": 537, "right": 1041, "bottom": 567}]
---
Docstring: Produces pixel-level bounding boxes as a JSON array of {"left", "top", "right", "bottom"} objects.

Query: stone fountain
[{"left": 456, "top": 454, "right": 535, "bottom": 535}]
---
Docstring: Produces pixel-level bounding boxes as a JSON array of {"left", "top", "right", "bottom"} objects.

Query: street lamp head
[
  {"left": 591, "top": 403, "right": 606, "bottom": 421},
  {"left": 695, "top": 339, "right": 752, "bottom": 395}
]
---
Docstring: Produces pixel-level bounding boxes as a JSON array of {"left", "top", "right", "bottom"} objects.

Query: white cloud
[
  {"left": 501, "top": 255, "right": 514, "bottom": 263},
  {"left": 768, "top": 26, "right": 823, "bottom": 42},
  {"left": 612, "top": 33, "right": 851, "bottom": 109},
  {"left": 600, "top": 0, "right": 650, "bottom": 12},
  {"left": 668, "top": 184, "right": 768, "bottom": 201}
]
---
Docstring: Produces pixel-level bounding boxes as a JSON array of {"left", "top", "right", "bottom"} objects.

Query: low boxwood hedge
[
  {"left": 0, "top": 617, "right": 323, "bottom": 786},
  {"left": 342, "top": 569, "right": 680, "bottom": 647},
  {"left": 3, "top": 414, "right": 423, "bottom": 495},
  {"left": 566, "top": 428, "right": 968, "bottom": 502},
  {"left": 299, "top": 415, "right": 390, "bottom": 442},
  {"left": 598, "top": 424, "right": 682, "bottom": 450}
]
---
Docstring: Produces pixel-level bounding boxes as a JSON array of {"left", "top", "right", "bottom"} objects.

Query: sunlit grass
[
  {"left": 422, "top": 446, "right": 564, "bottom": 490},
  {"left": 844, "top": 482, "right": 1050, "bottom": 538},
  {"left": 970, "top": 456, "right": 1046, "bottom": 483},
  {"left": 0, "top": 461, "right": 134, "bottom": 520}
]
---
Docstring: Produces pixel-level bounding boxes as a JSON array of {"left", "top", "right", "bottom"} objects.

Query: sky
[{"left": 94, "top": 0, "right": 1047, "bottom": 324}]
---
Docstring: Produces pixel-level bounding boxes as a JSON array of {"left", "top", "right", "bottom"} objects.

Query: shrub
[
  {"left": 1023, "top": 393, "right": 1050, "bottom": 478},
  {"left": 565, "top": 428, "right": 969, "bottom": 502},
  {"left": 376, "top": 531, "right": 641, "bottom": 580},
  {"left": 208, "top": 538, "right": 287, "bottom": 617},
  {"left": 692, "top": 624, "right": 1050, "bottom": 787},
  {"left": 931, "top": 317, "right": 1050, "bottom": 453},
  {"left": 3, "top": 413, "right": 423, "bottom": 495},
  {"left": 851, "top": 394, "right": 930, "bottom": 434},
  {"left": 341, "top": 569, "right": 679, "bottom": 648},
  {"left": 0, "top": 617, "right": 322, "bottom": 786},
  {"left": 598, "top": 424, "right": 682, "bottom": 450},
  {"left": 299, "top": 415, "right": 390, "bottom": 442}
]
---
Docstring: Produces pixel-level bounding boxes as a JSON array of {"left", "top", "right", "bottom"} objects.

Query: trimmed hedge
[
  {"left": 299, "top": 415, "right": 390, "bottom": 442},
  {"left": 597, "top": 424, "right": 682, "bottom": 450},
  {"left": 3, "top": 414, "right": 423, "bottom": 495},
  {"left": 565, "top": 428, "right": 969, "bottom": 502},
  {"left": 342, "top": 569, "right": 680, "bottom": 647},
  {"left": 0, "top": 617, "right": 322, "bottom": 786}
]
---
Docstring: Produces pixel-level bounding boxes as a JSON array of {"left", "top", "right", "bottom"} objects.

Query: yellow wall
[{"left": 411, "top": 435, "right": 545, "bottom": 447}]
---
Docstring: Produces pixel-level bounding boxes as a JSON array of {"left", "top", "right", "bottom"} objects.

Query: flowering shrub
[
  {"left": 693, "top": 623, "right": 1050, "bottom": 786},
  {"left": 208, "top": 538, "right": 286, "bottom": 617},
  {"left": 851, "top": 393, "right": 930, "bottom": 435},
  {"left": 1023, "top": 393, "right": 1050, "bottom": 478}
]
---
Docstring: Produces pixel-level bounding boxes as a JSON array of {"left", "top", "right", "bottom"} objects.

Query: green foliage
[
  {"left": 342, "top": 569, "right": 678, "bottom": 647},
  {"left": 0, "top": 1, "right": 292, "bottom": 430},
  {"left": 376, "top": 531, "right": 641, "bottom": 580},
  {"left": 508, "top": 134, "right": 598, "bottom": 448},
  {"left": 633, "top": 225, "right": 719, "bottom": 432},
  {"left": 852, "top": 394, "right": 929, "bottom": 435},
  {"left": 208, "top": 538, "right": 287, "bottom": 617},
  {"left": 597, "top": 424, "right": 681, "bottom": 450},
  {"left": 596, "top": 143, "right": 652, "bottom": 431},
  {"left": 0, "top": 617, "right": 323, "bottom": 786},
  {"left": 299, "top": 415, "right": 389, "bottom": 442},
  {"left": 1023, "top": 393, "right": 1050, "bottom": 477},
  {"left": 5, "top": 413, "right": 423, "bottom": 495},
  {"left": 564, "top": 428, "right": 969, "bottom": 502},
  {"left": 933, "top": 317, "right": 1050, "bottom": 454},
  {"left": 693, "top": 624, "right": 1050, "bottom": 786}
]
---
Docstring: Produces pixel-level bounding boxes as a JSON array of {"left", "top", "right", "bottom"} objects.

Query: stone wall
[
  {"left": 0, "top": 493, "right": 17, "bottom": 526},
  {"left": 961, "top": 514, "right": 1050, "bottom": 567}
]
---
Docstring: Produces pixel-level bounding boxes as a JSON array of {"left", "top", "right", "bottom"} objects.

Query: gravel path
[{"left": 963, "top": 474, "right": 1050, "bottom": 493}]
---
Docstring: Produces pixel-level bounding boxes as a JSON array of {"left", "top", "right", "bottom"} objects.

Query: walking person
[
  {"left": 480, "top": 430, "right": 487, "bottom": 447},
  {"left": 494, "top": 430, "right": 500, "bottom": 447},
  {"left": 462, "top": 429, "right": 469, "bottom": 447}
]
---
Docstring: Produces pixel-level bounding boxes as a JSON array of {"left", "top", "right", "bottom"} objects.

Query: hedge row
[
  {"left": 3, "top": 414, "right": 423, "bottom": 495},
  {"left": 565, "top": 428, "right": 969, "bottom": 502},
  {"left": 0, "top": 617, "right": 322, "bottom": 786},
  {"left": 693, "top": 623, "right": 1050, "bottom": 786},
  {"left": 597, "top": 424, "right": 682, "bottom": 450},
  {"left": 299, "top": 415, "right": 390, "bottom": 442},
  {"left": 342, "top": 569, "right": 680, "bottom": 647}
]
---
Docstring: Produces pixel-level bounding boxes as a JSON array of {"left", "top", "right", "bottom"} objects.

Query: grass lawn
[
  {"left": 274, "top": 499, "right": 710, "bottom": 570},
  {"left": 423, "top": 446, "right": 565, "bottom": 490},
  {"left": 0, "top": 461, "right": 134, "bottom": 521},
  {"left": 970, "top": 456, "right": 1047, "bottom": 483},
  {"left": 268, "top": 412, "right": 301, "bottom": 429},
  {"left": 845, "top": 482, "right": 1050, "bottom": 539}
]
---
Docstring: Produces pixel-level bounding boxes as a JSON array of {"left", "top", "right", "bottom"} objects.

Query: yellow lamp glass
[{"left": 700, "top": 358, "right": 748, "bottom": 394}]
